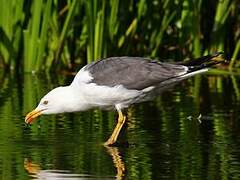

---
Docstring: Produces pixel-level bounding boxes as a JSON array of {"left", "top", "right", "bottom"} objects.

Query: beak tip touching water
[
  {"left": 25, "top": 109, "right": 42, "bottom": 124},
  {"left": 25, "top": 115, "right": 33, "bottom": 124}
]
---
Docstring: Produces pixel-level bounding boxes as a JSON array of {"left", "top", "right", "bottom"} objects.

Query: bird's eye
[{"left": 43, "top": 100, "right": 48, "bottom": 105}]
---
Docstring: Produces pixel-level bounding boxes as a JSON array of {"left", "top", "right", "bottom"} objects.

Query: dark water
[{"left": 0, "top": 71, "right": 240, "bottom": 179}]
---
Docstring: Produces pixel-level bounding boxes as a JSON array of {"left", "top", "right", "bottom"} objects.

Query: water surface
[{"left": 0, "top": 72, "right": 240, "bottom": 179}]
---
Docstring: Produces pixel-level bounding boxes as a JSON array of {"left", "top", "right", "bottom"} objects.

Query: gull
[{"left": 25, "top": 53, "right": 225, "bottom": 145}]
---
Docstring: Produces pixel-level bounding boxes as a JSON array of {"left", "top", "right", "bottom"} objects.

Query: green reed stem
[
  {"left": 229, "top": 39, "right": 240, "bottom": 69},
  {"left": 55, "top": 0, "right": 78, "bottom": 64},
  {"left": 0, "top": 0, "right": 24, "bottom": 69},
  {"left": 86, "top": 0, "right": 97, "bottom": 63},
  {"left": 36, "top": 0, "right": 52, "bottom": 71},
  {"left": 23, "top": 0, "right": 43, "bottom": 72}
]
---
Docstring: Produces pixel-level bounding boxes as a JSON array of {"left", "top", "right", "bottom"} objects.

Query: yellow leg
[{"left": 104, "top": 109, "right": 126, "bottom": 146}]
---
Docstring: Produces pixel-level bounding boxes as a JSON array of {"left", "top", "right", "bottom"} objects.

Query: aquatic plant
[
  {"left": 0, "top": 0, "right": 24, "bottom": 69},
  {"left": 0, "top": 0, "right": 239, "bottom": 72}
]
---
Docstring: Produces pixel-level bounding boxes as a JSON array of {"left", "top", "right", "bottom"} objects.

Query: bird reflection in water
[
  {"left": 24, "top": 159, "right": 41, "bottom": 175},
  {"left": 24, "top": 147, "right": 125, "bottom": 179},
  {"left": 104, "top": 146, "right": 126, "bottom": 180}
]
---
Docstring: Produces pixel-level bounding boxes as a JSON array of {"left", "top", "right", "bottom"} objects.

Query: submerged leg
[{"left": 104, "top": 109, "right": 126, "bottom": 146}]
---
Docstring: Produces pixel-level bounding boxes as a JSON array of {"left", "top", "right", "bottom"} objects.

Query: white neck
[{"left": 60, "top": 86, "right": 92, "bottom": 112}]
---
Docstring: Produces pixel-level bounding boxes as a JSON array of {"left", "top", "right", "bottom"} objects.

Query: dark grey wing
[{"left": 85, "top": 57, "right": 187, "bottom": 90}]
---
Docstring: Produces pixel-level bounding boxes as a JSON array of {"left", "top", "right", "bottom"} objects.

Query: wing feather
[{"left": 85, "top": 57, "right": 187, "bottom": 90}]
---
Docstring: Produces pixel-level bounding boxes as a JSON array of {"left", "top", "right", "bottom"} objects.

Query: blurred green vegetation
[{"left": 0, "top": 0, "right": 239, "bottom": 72}]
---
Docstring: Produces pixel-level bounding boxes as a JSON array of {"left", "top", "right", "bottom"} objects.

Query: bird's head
[{"left": 25, "top": 86, "right": 82, "bottom": 124}]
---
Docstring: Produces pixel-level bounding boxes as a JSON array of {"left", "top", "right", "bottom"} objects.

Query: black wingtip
[
  {"left": 177, "top": 52, "right": 227, "bottom": 67},
  {"left": 186, "top": 52, "right": 227, "bottom": 73}
]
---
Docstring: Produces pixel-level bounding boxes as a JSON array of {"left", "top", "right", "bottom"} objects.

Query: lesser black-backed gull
[{"left": 25, "top": 53, "right": 225, "bottom": 145}]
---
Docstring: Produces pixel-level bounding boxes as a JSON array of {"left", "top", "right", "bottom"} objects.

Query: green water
[{"left": 0, "top": 72, "right": 240, "bottom": 179}]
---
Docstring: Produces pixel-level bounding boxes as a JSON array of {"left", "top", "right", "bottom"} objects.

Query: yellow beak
[{"left": 25, "top": 109, "right": 43, "bottom": 124}]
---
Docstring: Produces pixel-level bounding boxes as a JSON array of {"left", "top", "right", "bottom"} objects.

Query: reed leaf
[
  {"left": 229, "top": 39, "right": 240, "bottom": 69},
  {"left": 35, "top": 0, "right": 52, "bottom": 71},
  {"left": 108, "top": 0, "right": 119, "bottom": 41},
  {"left": 0, "top": 0, "right": 24, "bottom": 69},
  {"left": 231, "top": 75, "right": 240, "bottom": 100},
  {"left": 118, "top": 18, "right": 137, "bottom": 48},
  {"left": 30, "top": 0, "right": 43, "bottom": 69},
  {"left": 54, "top": 0, "right": 78, "bottom": 65},
  {"left": 86, "top": 0, "right": 97, "bottom": 63},
  {"left": 151, "top": 9, "right": 176, "bottom": 57},
  {"left": 211, "top": 0, "right": 234, "bottom": 52},
  {"left": 85, "top": 0, "right": 107, "bottom": 62},
  {"left": 94, "top": 0, "right": 106, "bottom": 60},
  {"left": 178, "top": 0, "right": 202, "bottom": 57},
  {"left": 23, "top": 0, "right": 43, "bottom": 72}
]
